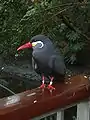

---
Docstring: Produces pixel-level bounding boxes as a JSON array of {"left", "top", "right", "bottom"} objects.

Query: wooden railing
[{"left": 0, "top": 75, "right": 90, "bottom": 120}]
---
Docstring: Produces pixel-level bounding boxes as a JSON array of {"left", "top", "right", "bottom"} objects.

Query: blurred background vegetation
[
  {"left": 0, "top": 0, "right": 90, "bottom": 64},
  {"left": 0, "top": 1, "right": 90, "bottom": 118}
]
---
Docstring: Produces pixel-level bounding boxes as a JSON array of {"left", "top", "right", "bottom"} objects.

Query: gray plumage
[{"left": 31, "top": 35, "right": 66, "bottom": 81}]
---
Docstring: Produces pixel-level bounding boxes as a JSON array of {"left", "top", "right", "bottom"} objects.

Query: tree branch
[
  {"left": 60, "top": 14, "right": 90, "bottom": 43},
  {"left": 42, "top": 2, "right": 90, "bottom": 12},
  {"left": 31, "top": 7, "right": 70, "bottom": 34}
]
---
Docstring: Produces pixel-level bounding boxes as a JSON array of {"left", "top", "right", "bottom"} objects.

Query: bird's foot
[
  {"left": 47, "top": 84, "right": 55, "bottom": 90},
  {"left": 40, "top": 84, "right": 46, "bottom": 89}
]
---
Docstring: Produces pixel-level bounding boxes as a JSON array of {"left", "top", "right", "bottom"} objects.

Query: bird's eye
[
  {"left": 32, "top": 41, "right": 44, "bottom": 48},
  {"left": 37, "top": 41, "right": 44, "bottom": 48}
]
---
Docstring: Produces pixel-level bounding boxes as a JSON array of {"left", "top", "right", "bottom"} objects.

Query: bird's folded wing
[{"left": 48, "top": 55, "right": 66, "bottom": 75}]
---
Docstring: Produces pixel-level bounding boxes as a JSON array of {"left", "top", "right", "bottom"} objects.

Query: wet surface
[
  {"left": 0, "top": 57, "right": 41, "bottom": 98},
  {"left": 0, "top": 75, "right": 90, "bottom": 120},
  {"left": 1, "top": 55, "right": 90, "bottom": 99},
  {"left": 0, "top": 63, "right": 90, "bottom": 98}
]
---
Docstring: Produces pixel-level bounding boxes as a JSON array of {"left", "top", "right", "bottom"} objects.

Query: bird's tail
[{"left": 54, "top": 74, "right": 65, "bottom": 83}]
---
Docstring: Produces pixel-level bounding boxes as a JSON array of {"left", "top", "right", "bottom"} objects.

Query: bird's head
[
  {"left": 17, "top": 41, "right": 44, "bottom": 51},
  {"left": 17, "top": 35, "right": 48, "bottom": 51}
]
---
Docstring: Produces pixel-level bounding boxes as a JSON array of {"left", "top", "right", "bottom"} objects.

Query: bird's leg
[
  {"left": 47, "top": 76, "right": 55, "bottom": 90},
  {"left": 40, "top": 75, "right": 46, "bottom": 89}
]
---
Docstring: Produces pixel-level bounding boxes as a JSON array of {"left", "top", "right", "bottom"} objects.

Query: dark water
[
  {"left": 0, "top": 76, "right": 39, "bottom": 98},
  {"left": 0, "top": 55, "right": 40, "bottom": 98},
  {"left": 0, "top": 56, "right": 87, "bottom": 120}
]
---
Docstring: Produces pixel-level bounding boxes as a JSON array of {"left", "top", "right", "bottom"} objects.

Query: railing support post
[
  {"left": 57, "top": 110, "right": 64, "bottom": 120},
  {"left": 77, "top": 101, "right": 90, "bottom": 120}
]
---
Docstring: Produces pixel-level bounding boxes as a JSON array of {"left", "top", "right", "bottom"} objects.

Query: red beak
[{"left": 17, "top": 42, "right": 32, "bottom": 51}]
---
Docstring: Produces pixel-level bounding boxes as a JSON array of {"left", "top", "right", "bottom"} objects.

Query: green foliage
[
  {"left": 0, "top": 0, "right": 28, "bottom": 56},
  {"left": 0, "top": 0, "right": 90, "bottom": 63}
]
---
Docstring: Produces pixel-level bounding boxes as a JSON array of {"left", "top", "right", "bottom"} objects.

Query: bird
[{"left": 17, "top": 35, "right": 66, "bottom": 90}]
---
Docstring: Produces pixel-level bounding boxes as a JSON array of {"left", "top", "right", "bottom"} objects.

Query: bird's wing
[
  {"left": 32, "top": 57, "right": 38, "bottom": 70},
  {"left": 48, "top": 54, "right": 66, "bottom": 75},
  {"left": 32, "top": 45, "right": 54, "bottom": 66}
]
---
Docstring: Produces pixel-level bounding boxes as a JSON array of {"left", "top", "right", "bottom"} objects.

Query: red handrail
[{"left": 0, "top": 75, "right": 90, "bottom": 120}]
